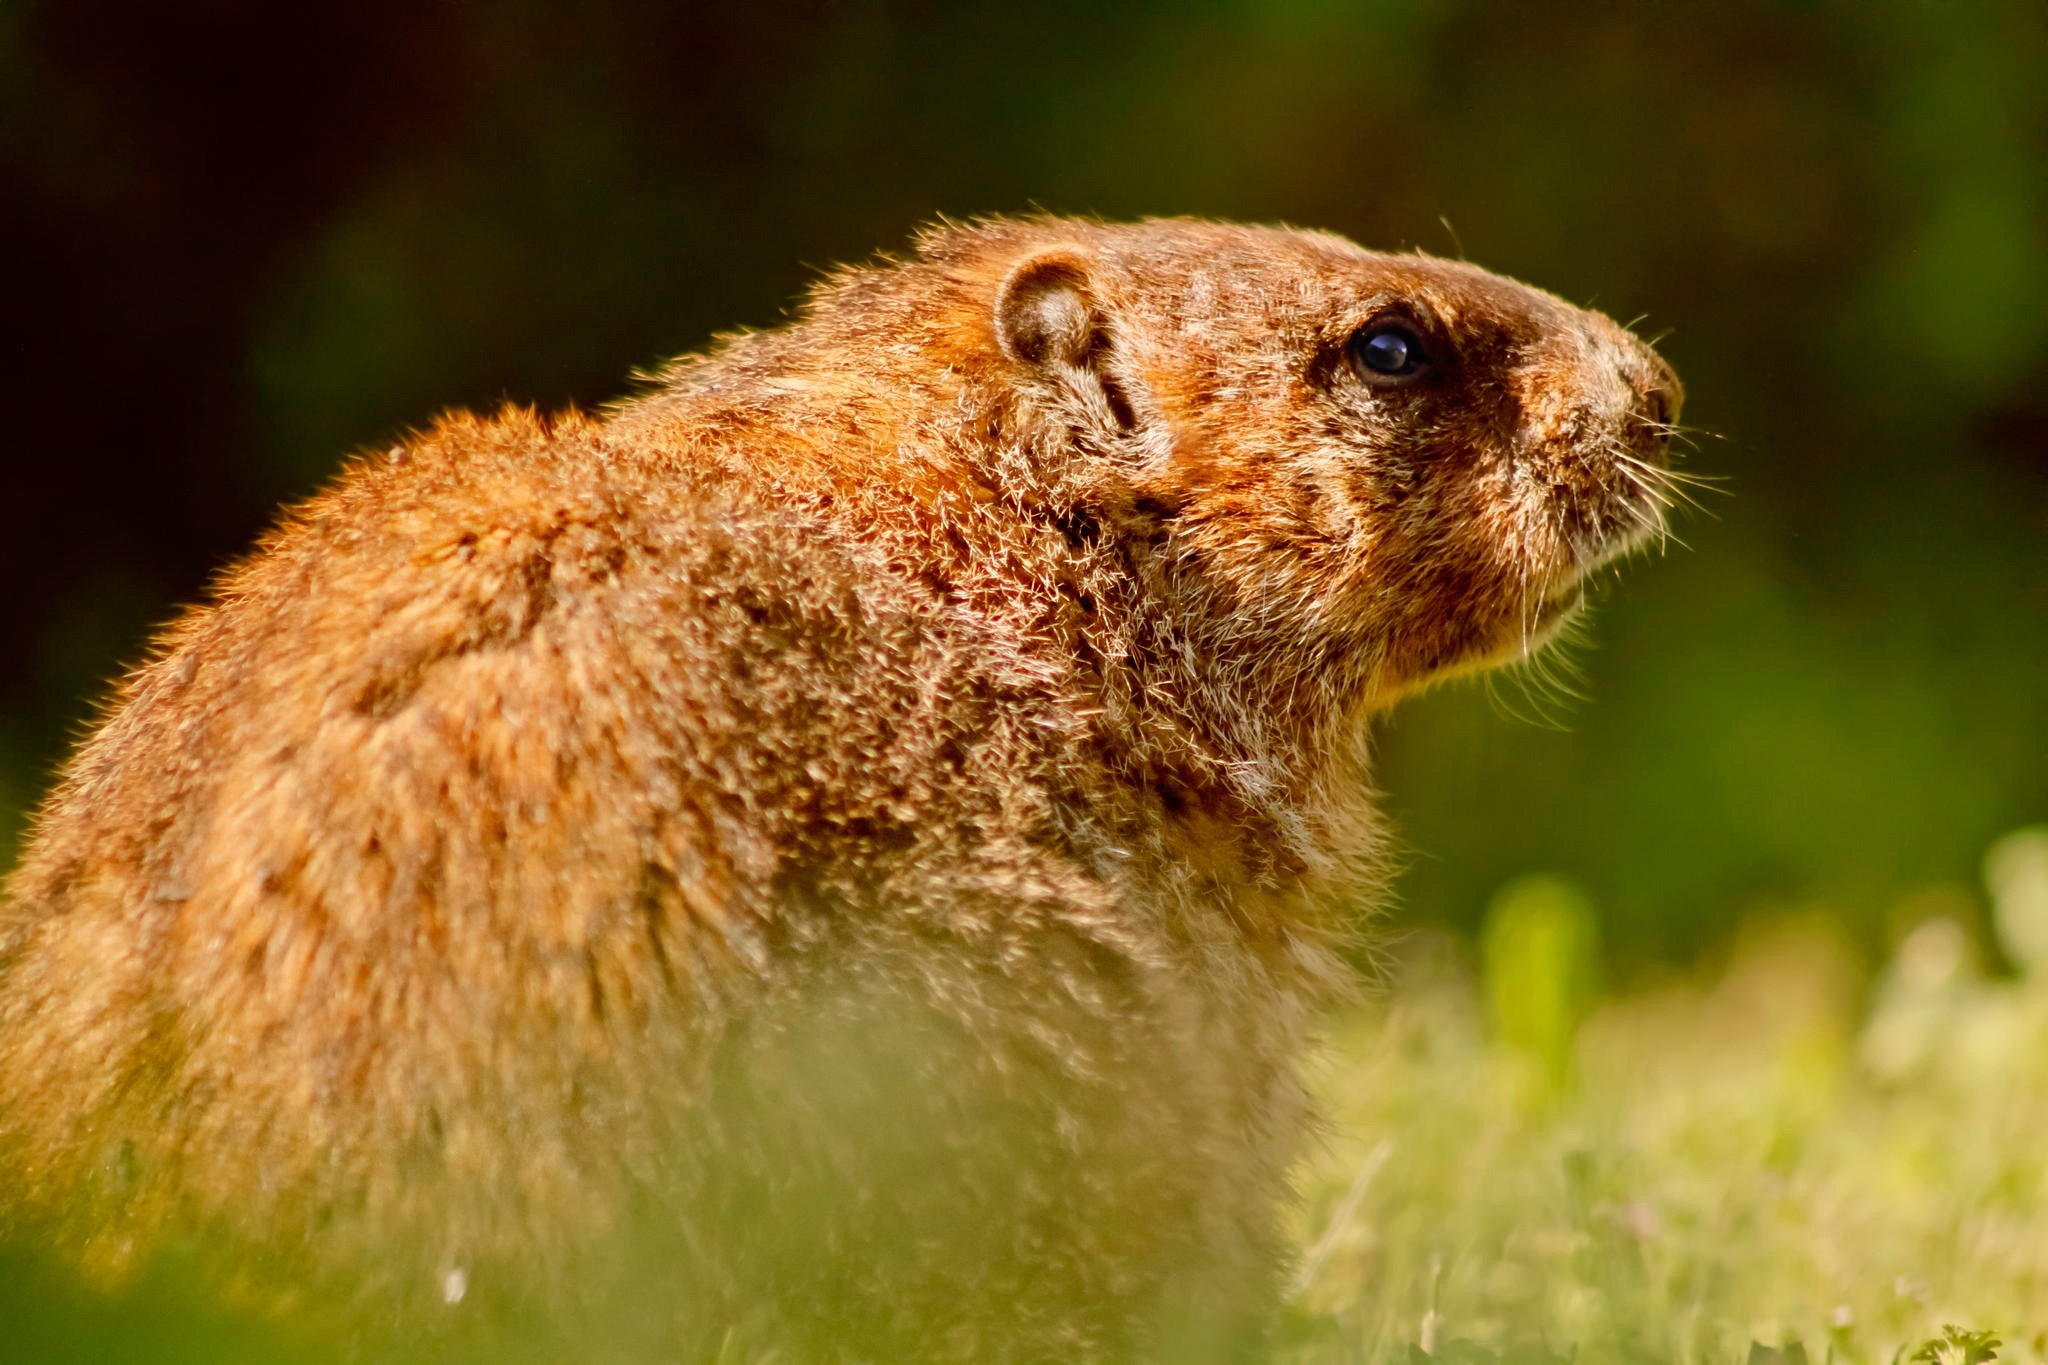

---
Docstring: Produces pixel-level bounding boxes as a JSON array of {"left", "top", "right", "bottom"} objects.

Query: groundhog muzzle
[{"left": 0, "top": 217, "right": 1682, "bottom": 1360}]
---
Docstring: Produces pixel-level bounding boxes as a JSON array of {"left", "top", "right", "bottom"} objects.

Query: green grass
[
  {"left": 1280, "top": 827, "right": 2048, "bottom": 1364},
  {"left": 5, "top": 828, "right": 2045, "bottom": 1362}
]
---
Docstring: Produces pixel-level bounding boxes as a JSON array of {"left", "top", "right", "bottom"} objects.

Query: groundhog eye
[{"left": 1348, "top": 324, "right": 1429, "bottom": 382}]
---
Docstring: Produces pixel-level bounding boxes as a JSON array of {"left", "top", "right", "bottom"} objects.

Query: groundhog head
[{"left": 968, "top": 218, "right": 1684, "bottom": 712}]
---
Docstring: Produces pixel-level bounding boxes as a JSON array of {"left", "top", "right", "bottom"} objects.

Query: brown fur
[{"left": 0, "top": 217, "right": 1680, "bottom": 1360}]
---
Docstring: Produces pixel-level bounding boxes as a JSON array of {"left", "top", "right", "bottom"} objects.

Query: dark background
[{"left": 2, "top": 0, "right": 2041, "bottom": 971}]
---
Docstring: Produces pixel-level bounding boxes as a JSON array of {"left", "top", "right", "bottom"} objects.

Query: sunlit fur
[{"left": 0, "top": 216, "right": 1680, "bottom": 1359}]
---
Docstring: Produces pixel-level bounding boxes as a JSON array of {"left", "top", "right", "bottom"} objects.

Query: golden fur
[{"left": 0, "top": 217, "right": 1680, "bottom": 1360}]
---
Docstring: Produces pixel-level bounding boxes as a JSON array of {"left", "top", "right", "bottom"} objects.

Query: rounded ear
[{"left": 994, "top": 249, "right": 1099, "bottom": 368}]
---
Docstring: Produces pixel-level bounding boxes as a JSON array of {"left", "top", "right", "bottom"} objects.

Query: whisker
[
  {"left": 1499, "top": 622, "right": 1587, "bottom": 730},
  {"left": 1616, "top": 462, "right": 1678, "bottom": 507},
  {"left": 1623, "top": 501, "right": 1686, "bottom": 553},
  {"left": 1658, "top": 467, "right": 1731, "bottom": 491},
  {"left": 1615, "top": 490, "right": 1675, "bottom": 552},
  {"left": 1612, "top": 450, "right": 1723, "bottom": 518}
]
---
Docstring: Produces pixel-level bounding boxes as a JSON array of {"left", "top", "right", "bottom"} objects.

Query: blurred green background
[{"left": 1, "top": 0, "right": 2041, "bottom": 972}]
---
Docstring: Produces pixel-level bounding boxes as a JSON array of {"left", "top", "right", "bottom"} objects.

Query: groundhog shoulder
[{"left": 0, "top": 404, "right": 1131, "bottom": 1266}]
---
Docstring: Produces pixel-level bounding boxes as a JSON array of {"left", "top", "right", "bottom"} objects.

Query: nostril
[
  {"left": 1641, "top": 373, "right": 1683, "bottom": 429},
  {"left": 1630, "top": 385, "right": 1677, "bottom": 463},
  {"left": 1644, "top": 386, "right": 1673, "bottom": 430},
  {"left": 1645, "top": 353, "right": 1683, "bottom": 424}
]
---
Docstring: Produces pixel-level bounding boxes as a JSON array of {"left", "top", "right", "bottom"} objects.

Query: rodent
[{"left": 0, "top": 216, "right": 1681, "bottom": 1361}]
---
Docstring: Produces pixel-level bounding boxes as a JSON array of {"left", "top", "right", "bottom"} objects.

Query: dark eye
[{"left": 1347, "top": 324, "right": 1430, "bottom": 382}]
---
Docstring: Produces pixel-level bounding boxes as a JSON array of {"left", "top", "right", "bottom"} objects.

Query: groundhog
[{"left": 0, "top": 216, "right": 1681, "bottom": 1361}]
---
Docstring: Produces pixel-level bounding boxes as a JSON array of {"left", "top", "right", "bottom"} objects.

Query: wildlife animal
[{"left": 0, "top": 216, "right": 1683, "bottom": 1361}]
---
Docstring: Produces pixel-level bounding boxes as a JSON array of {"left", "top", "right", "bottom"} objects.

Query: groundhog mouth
[
  {"left": 1505, "top": 478, "right": 1668, "bottom": 652},
  {"left": 1535, "top": 581, "right": 1586, "bottom": 628},
  {"left": 1498, "top": 579, "right": 1585, "bottom": 661},
  {"left": 1410, "top": 571, "right": 1588, "bottom": 690},
  {"left": 1567, "top": 474, "right": 1673, "bottom": 582},
  {"left": 1499, "top": 512, "right": 1652, "bottom": 661}
]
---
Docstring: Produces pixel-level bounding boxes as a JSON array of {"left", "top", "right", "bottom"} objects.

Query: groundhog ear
[{"left": 994, "top": 250, "right": 1100, "bottom": 368}]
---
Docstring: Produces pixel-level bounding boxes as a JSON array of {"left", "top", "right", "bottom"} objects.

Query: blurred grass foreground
[
  {"left": 9, "top": 830, "right": 2046, "bottom": 1363},
  {"left": 1284, "top": 826, "right": 2048, "bottom": 1364}
]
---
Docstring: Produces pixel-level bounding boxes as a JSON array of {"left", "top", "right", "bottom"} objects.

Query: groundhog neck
[
  {"left": 953, "top": 381, "right": 1387, "bottom": 910},
  {"left": 624, "top": 333, "right": 1380, "bottom": 910}
]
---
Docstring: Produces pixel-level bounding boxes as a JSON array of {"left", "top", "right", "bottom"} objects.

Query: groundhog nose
[
  {"left": 1629, "top": 347, "right": 1683, "bottom": 460},
  {"left": 1645, "top": 346, "right": 1683, "bottom": 414},
  {"left": 1643, "top": 383, "right": 1675, "bottom": 431}
]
